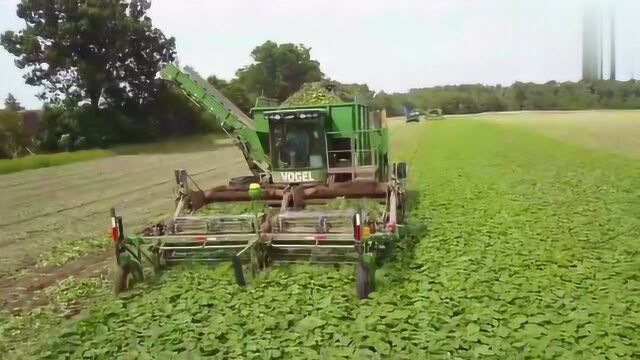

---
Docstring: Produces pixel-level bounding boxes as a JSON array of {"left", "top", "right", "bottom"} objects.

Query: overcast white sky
[{"left": 1, "top": 0, "right": 639, "bottom": 109}]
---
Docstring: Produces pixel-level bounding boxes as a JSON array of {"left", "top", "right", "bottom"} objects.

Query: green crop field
[
  {"left": 2, "top": 113, "right": 639, "bottom": 359},
  {"left": 486, "top": 110, "right": 640, "bottom": 159}
]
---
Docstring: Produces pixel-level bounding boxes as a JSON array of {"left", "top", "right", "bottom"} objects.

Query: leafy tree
[
  {"left": 141, "top": 83, "right": 221, "bottom": 138},
  {"left": 207, "top": 75, "right": 252, "bottom": 113},
  {"left": 235, "top": 41, "right": 324, "bottom": 102},
  {"left": 221, "top": 81, "right": 254, "bottom": 113},
  {"left": 508, "top": 82, "right": 527, "bottom": 110},
  {"left": 372, "top": 80, "right": 640, "bottom": 116},
  {"left": 1, "top": 0, "right": 175, "bottom": 111},
  {"left": 0, "top": 110, "right": 31, "bottom": 157},
  {"left": 4, "top": 93, "right": 24, "bottom": 111},
  {"left": 206, "top": 44, "right": 376, "bottom": 111},
  {"left": 37, "top": 105, "right": 67, "bottom": 152},
  {"left": 206, "top": 75, "right": 229, "bottom": 89}
]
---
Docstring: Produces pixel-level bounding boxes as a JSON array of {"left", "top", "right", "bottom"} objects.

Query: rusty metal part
[
  {"left": 188, "top": 180, "right": 389, "bottom": 211},
  {"left": 302, "top": 180, "right": 388, "bottom": 199}
]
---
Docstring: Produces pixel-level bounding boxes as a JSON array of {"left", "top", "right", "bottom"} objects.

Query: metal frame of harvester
[{"left": 110, "top": 64, "right": 407, "bottom": 299}]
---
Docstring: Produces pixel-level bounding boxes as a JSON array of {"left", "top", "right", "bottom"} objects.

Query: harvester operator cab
[
  {"left": 265, "top": 109, "right": 327, "bottom": 184},
  {"left": 281, "top": 126, "right": 310, "bottom": 167}
]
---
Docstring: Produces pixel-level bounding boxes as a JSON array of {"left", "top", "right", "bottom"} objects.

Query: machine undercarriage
[
  {"left": 110, "top": 63, "right": 408, "bottom": 299},
  {"left": 111, "top": 166, "right": 406, "bottom": 299}
]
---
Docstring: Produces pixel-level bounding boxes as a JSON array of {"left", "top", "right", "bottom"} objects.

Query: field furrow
[{"left": 0, "top": 144, "right": 248, "bottom": 277}]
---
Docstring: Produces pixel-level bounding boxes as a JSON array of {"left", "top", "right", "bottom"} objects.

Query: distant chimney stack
[{"left": 610, "top": 8, "right": 616, "bottom": 80}]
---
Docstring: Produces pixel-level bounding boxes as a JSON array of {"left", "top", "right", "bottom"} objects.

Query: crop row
[{"left": 3, "top": 119, "right": 639, "bottom": 359}]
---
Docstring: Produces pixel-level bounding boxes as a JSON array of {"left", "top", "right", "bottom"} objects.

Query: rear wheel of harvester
[
  {"left": 382, "top": 154, "right": 390, "bottom": 181},
  {"left": 397, "top": 192, "right": 406, "bottom": 224},
  {"left": 115, "top": 262, "right": 143, "bottom": 294},
  {"left": 150, "top": 246, "right": 166, "bottom": 275},
  {"left": 393, "top": 162, "right": 407, "bottom": 180},
  {"left": 356, "top": 261, "right": 372, "bottom": 299},
  {"left": 251, "top": 242, "right": 269, "bottom": 274},
  {"left": 232, "top": 256, "right": 246, "bottom": 286}
]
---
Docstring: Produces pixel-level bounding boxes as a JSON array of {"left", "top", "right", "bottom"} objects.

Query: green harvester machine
[{"left": 110, "top": 64, "right": 407, "bottom": 299}]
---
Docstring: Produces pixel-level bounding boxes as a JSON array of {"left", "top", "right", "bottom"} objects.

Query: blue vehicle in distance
[{"left": 403, "top": 106, "right": 425, "bottom": 122}]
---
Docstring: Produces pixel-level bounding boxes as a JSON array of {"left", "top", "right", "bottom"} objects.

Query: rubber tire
[
  {"left": 356, "top": 262, "right": 371, "bottom": 299},
  {"left": 150, "top": 248, "right": 165, "bottom": 275},
  {"left": 394, "top": 162, "right": 407, "bottom": 180},
  {"left": 229, "top": 175, "right": 258, "bottom": 187},
  {"left": 115, "top": 264, "right": 142, "bottom": 294},
  {"left": 397, "top": 192, "right": 406, "bottom": 224},
  {"left": 232, "top": 256, "right": 246, "bottom": 286},
  {"left": 382, "top": 154, "right": 390, "bottom": 181},
  {"left": 115, "top": 266, "right": 133, "bottom": 294}
]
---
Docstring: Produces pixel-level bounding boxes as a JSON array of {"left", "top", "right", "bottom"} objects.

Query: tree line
[
  {"left": 0, "top": 1, "right": 336, "bottom": 158},
  {"left": 1, "top": 0, "right": 640, "bottom": 159},
  {"left": 373, "top": 80, "right": 640, "bottom": 117}
]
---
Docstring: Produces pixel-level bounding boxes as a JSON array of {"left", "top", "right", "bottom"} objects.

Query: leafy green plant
[
  {"left": 0, "top": 276, "right": 112, "bottom": 356},
  {"left": 282, "top": 82, "right": 342, "bottom": 105},
  {"left": 0, "top": 150, "right": 111, "bottom": 175},
  {"left": 5, "top": 119, "right": 640, "bottom": 359},
  {"left": 45, "top": 276, "right": 110, "bottom": 309},
  {"left": 37, "top": 237, "right": 107, "bottom": 267}
]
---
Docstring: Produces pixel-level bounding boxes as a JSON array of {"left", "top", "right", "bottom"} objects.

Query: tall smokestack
[
  {"left": 610, "top": 9, "right": 616, "bottom": 80},
  {"left": 582, "top": 1, "right": 603, "bottom": 81},
  {"left": 599, "top": 11, "right": 603, "bottom": 80}
]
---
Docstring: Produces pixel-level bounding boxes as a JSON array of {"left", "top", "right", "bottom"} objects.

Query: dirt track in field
[{"left": 0, "top": 140, "right": 249, "bottom": 310}]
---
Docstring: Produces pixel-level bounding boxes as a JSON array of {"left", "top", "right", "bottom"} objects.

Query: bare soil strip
[{"left": 0, "top": 143, "right": 248, "bottom": 311}]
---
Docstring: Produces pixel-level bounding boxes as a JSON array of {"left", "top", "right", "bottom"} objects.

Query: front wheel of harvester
[
  {"left": 397, "top": 192, "right": 406, "bottom": 224},
  {"left": 150, "top": 247, "right": 166, "bottom": 275},
  {"left": 356, "top": 262, "right": 372, "bottom": 299},
  {"left": 115, "top": 263, "right": 142, "bottom": 294}
]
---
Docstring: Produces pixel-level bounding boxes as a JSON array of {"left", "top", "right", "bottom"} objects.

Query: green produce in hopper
[{"left": 282, "top": 82, "right": 343, "bottom": 105}]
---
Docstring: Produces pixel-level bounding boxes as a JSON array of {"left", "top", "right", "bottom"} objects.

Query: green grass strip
[
  {"left": 0, "top": 134, "right": 224, "bottom": 175},
  {"left": 0, "top": 150, "right": 112, "bottom": 175}
]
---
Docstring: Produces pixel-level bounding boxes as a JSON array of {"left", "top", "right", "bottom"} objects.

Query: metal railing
[
  {"left": 327, "top": 148, "right": 377, "bottom": 168},
  {"left": 141, "top": 214, "right": 259, "bottom": 263},
  {"left": 265, "top": 209, "right": 363, "bottom": 263},
  {"left": 325, "top": 129, "right": 380, "bottom": 180}
]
